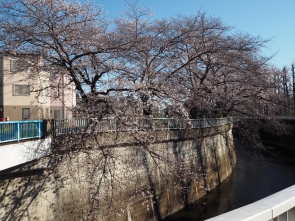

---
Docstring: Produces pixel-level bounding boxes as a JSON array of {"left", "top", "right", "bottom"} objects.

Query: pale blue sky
[{"left": 94, "top": 0, "right": 295, "bottom": 70}]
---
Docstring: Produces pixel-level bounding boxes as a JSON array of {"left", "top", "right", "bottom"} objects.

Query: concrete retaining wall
[{"left": 0, "top": 124, "right": 236, "bottom": 221}]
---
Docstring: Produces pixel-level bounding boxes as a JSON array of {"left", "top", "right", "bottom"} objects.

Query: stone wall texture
[{"left": 0, "top": 124, "right": 236, "bottom": 221}]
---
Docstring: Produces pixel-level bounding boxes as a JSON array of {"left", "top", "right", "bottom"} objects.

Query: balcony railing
[
  {"left": 0, "top": 120, "right": 43, "bottom": 143},
  {"left": 54, "top": 117, "right": 232, "bottom": 136}
]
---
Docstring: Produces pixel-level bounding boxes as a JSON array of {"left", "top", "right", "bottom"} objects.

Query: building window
[
  {"left": 22, "top": 108, "right": 30, "bottom": 119},
  {"left": 13, "top": 84, "right": 31, "bottom": 96},
  {"left": 10, "top": 59, "right": 28, "bottom": 72},
  {"left": 54, "top": 110, "right": 60, "bottom": 119},
  {"left": 46, "top": 108, "right": 49, "bottom": 119},
  {"left": 40, "top": 109, "right": 43, "bottom": 119}
]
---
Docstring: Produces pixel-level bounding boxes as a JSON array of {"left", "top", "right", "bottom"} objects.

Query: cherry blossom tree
[{"left": 0, "top": 0, "right": 289, "bottom": 220}]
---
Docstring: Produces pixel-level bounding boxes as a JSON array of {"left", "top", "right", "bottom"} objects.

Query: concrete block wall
[{"left": 0, "top": 124, "right": 236, "bottom": 221}]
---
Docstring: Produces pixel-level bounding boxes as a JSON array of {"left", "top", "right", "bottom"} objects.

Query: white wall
[{"left": 0, "top": 138, "right": 51, "bottom": 171}]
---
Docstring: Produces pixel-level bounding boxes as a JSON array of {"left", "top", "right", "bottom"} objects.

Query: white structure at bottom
[
  {"left": 0, "top": 138, "right": 51, "bottom": 171},
  {"left": 206, "top": 185, "right": 295, "bottom": 221}
]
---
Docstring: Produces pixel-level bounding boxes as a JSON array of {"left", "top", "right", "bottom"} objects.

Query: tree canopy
[{"left": 0, "top": 0, "right": 287, "bottom": 119}]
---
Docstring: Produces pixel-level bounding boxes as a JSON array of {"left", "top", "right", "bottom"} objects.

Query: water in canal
[{"left": 163, "top": 139, "right": 295, "bottom": 221}]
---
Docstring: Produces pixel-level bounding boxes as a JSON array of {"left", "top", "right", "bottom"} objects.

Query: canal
[{"left": 163, "top": 138, "right": 295, "bottom": 221}]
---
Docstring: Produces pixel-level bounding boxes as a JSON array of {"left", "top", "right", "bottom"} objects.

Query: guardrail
[
  {"left": 0, "top": 120, "right": 43, "bottom": 143},
  {"left": 54, "top": 117, "right": 232, "bottom": 136},
  {"left": 205, "top": 184, "right": 295, "bottom": 221}
]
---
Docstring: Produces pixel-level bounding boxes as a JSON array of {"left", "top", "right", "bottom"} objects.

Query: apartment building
[
  {"left": 50, "top": 73, "right": 76, "bottom": 119},
  {"left": 0, "top": 56, "right": 76, "bottom": 120}
]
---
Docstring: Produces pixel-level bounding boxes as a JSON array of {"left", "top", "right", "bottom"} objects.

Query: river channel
[{"left": 163, "top": 138, "right": 295, "bottom": 221}]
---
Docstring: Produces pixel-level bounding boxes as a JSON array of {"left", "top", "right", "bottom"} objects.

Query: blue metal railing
[{"left": 0, "top": 120, "right": 43, "bottom": 143}]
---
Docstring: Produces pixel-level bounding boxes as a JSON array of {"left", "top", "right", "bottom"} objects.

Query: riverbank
[{"left": 163, "top": 138, "right": 295, "bottom": 221}]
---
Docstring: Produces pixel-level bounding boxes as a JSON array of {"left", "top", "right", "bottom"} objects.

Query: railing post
[
  {"left": 38, "top": 121, "right": 40, "bottom": 137},
  {"left": 17, "top": 122, "right": 20, "bottom": 142}
]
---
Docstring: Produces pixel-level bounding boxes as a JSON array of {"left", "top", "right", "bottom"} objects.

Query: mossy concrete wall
[{"left": 0, "top": 124, "right": 236, "bottom": 221}]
